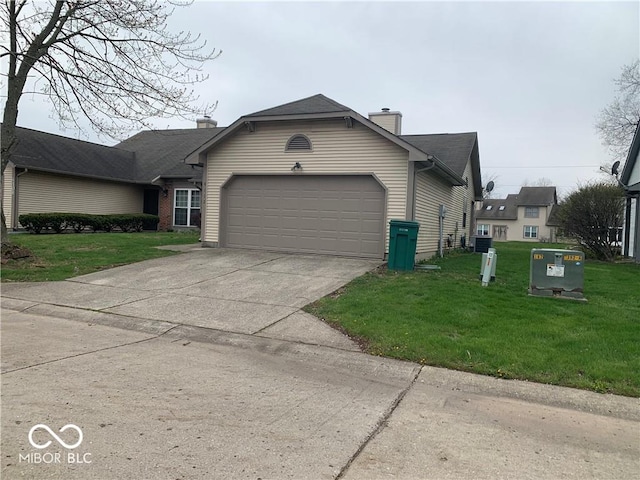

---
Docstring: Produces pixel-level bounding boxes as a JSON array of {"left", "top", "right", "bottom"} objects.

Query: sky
[{"left": 7, "top": 0, "right": 640, "bottom": 199}]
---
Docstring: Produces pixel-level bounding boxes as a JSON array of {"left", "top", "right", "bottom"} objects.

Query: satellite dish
[
  {"left": 485, "top": 181, "right": 495, "bottom": 192},
  {"left": 611, "top": 161, "right": 621, "bottom": 176}
]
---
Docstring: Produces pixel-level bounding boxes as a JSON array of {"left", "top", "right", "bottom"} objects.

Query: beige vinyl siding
[
  {"left": 204, "top": 119, "right": 409, "bottom": 251},
  {"left": 414, "top": 161, "right": 473, "bottom": 257},
  {"left": 453, "top": 161, "right": 474, "bottom": 242},
  {"left": 475, "top": 205, "right": 555, "bottom": 242},
  {"left": 414, "top": 171, "right": 451, "bottom": 256},
  {"left": 17, "top": 171, "right": 143, "bottom": 222},
  {"left": 3, "top": 163, "right": 15, "bottom": 229},
  {"left": 507, "top": 206, "right": 554, "bottom": 241}
]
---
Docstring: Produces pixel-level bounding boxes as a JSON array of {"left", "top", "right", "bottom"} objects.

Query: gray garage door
[{"left": 221, "top": 175, "right": 385, "bottom": 258}]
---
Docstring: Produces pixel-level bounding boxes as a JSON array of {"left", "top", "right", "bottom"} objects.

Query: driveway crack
[
  {"left": 1, "top": 325, "right": 180, "bottom": 375},
  {"left": 335, "top": 365, "right": 423, "bottom": 479}
]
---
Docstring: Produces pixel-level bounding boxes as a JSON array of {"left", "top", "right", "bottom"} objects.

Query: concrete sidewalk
[{"left": 2, "top": 249, "right": 639, "bottom": 479}]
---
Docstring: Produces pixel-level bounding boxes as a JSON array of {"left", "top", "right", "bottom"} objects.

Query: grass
[
  {"left": 1, "top": 231, "right": 200, "bottom": 282},
  {"left": 305, "top": 242, "right": 640, "bottom": 397}
]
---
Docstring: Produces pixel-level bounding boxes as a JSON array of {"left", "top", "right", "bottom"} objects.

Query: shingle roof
[
  {"left": 400, "top": 133, "right": 478, "bottom": 177},
  {"left": 515, "top": 187, "right": 557, "bottom": 206},
  {"left": 8, "top": 125, "right": 224, "bottom": 184},
  {"left": 475, "top": 195, "right": 518, "bottom": 220},
  {"left": 546, "top": 204, "right": 562, "bottom": 226},
  {"left": 116, "top": 128, "right": 224, "bottom": 181},
  {"left": 9, "top": 126, "right": 137, "bottom": 182},
  {"left": 246, "top": 94, "right": 351, "bottom": 117}
]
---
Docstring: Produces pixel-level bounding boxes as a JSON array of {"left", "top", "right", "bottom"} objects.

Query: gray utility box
[{"left": 528, "top": 249, "right": 586, "bottom": 301}]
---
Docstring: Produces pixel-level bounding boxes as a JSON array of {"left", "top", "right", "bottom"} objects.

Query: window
[
  {"left": 499, "top": 205, "right": 505, "bottom": 211},
  {"left": 174, "top": 189, "right": 201, "bottom": 227},
  {"left": 462, "top": 212, "right": 467, "bottom": 228},
  {"left": 477, "top": 224, "right": 490, "bottom": 236},
  {"left": 525, "top": 207, "right": 539, "bottom": 218},
  {"left": 285, "top": 134, "right": 312, "bottom": 151},
  {"left": 485, "top": 205, "right": 493, "bottom": 210},
  {"left": 524, "top": 225, "right": 538, "bottom": 239}
]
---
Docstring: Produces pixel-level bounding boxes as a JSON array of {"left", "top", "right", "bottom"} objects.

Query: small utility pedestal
[{"left": 480, "top": 248, "right": 497, "bottom": 286}]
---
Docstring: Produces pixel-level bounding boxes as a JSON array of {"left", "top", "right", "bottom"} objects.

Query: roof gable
[
  {"left": 185, "top": 94, "right": 474, "bottom": 189},
  {"left": 246, "top": 94, "right": 351, "bottom": 117}
]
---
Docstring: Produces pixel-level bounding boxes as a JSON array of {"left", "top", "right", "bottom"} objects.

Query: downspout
[{"left": 13, "top": 168, "right": 28, "bottom": 230}]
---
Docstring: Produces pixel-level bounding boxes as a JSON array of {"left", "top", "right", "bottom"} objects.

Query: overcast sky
[{"left": 10, "top": 0, "right": 640, "bottom": 199}]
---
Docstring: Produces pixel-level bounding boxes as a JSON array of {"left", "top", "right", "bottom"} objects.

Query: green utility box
[
  {"left": 529, "top": 249, "right": 586, "bottom": 301},
  {"left": 388, "top": 220, "right": 420, "bottom": 271}
]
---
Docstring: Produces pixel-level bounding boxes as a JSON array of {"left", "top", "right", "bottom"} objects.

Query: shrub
[
  {"left": 558, "top": 183, "right": 624, "bottom": 261},
  {"left": 18, "top": 213, "right": 159, "bottom": 234}
]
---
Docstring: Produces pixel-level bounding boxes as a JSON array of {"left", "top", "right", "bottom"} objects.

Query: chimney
[
  {"left": 196, "top": 115, "right": 218, "bottom": 129},
  {"left": 368, "top": 107, "right": 402, "bottom": 135}
]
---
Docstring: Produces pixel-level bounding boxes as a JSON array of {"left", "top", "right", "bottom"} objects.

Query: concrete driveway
[
  {"left": 1, "top": 248, "right": 380, "bottom": 348},
  {"left": 1, "top": 247, "right": 639, "bottom": 479}
]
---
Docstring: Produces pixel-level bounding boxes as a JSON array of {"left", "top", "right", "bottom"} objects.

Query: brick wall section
[{"left": 158, "top": 182, "right": 173, "bottom": 231}]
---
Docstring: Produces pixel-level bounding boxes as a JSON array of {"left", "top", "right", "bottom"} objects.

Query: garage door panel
[{"left": 222, "top": 175, "right": 385, "bottom": 258}]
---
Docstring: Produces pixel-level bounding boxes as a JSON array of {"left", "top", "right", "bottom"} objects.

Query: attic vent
[{"left": 286, "top": 134, "right": 312, "bottom": 151}]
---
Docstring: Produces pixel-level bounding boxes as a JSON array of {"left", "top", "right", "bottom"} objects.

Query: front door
[{"left": 143, "top": 188, "right": 160, "bottom": 230}]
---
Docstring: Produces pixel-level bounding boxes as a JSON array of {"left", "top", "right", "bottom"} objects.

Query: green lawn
[
  {"left": 1, "top": 231, "right": 200, "bottom": 282},
  {"left": 305, "top": 242, "right": 640, "bottom": 397}
]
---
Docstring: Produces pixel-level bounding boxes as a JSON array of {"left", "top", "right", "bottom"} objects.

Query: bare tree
[
  {"left": 558, "top": 182, "right": 624, "bottom": 261},
  {"left": 1, "top": 0, "right": 220, "bottom": 242},
  {"left": 596, "top": 60, "right": 640, "bottom": 162},
  {"left": 522, "top": 177, "right": 554, "bottom": 187}
]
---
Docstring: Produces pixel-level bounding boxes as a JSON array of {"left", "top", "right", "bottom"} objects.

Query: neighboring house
[
  {"left": 621, "top": 124, "right": 640, "bottom": 262},
  {"left": 185, "top": 94, "right": 483, "bottom": 259},
  {"left": 2, "top": 118, "right": 223, "bottom": 231},
  {"left": 475, "top": 186, "right": 559, "bottom": 242}
]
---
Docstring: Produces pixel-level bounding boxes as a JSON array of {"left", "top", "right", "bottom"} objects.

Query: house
[
  {"left": 2, "top": 119, "right": 223, "bottom": 231},
  {"left": 185, "top": 94, "right": 483, "bottom": 259},
  {"left": 621, "top": 124, "right": 640, "bottom": 262},
  {"left": 475, "top": 186, "right": 559, "bottom": 242}
]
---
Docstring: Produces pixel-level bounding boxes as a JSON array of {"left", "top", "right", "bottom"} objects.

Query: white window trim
[
  {"left": 524, "top": 225, "right": 538, "bottom": 239},
  {"left": 174, "top": 188, "right": 201, "bottom": 227},
  {"left": 477, "top": 224, "right": 490, "bottom": 236}
]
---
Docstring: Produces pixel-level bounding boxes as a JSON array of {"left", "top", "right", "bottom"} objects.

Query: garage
[{"left": 220, "top": 175, "right": 386, "bottom": 258}]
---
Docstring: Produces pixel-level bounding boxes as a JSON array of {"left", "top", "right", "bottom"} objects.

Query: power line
[{"left": 483, "top": 165, "right": 600, "bottom": 169}]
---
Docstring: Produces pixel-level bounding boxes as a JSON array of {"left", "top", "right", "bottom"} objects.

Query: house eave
[
  {"left": 621, "top": 123, "right": 640, "bottom": 185},
  {"left": 9, "top": 164, "right": 141, "bottom": 185}
]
